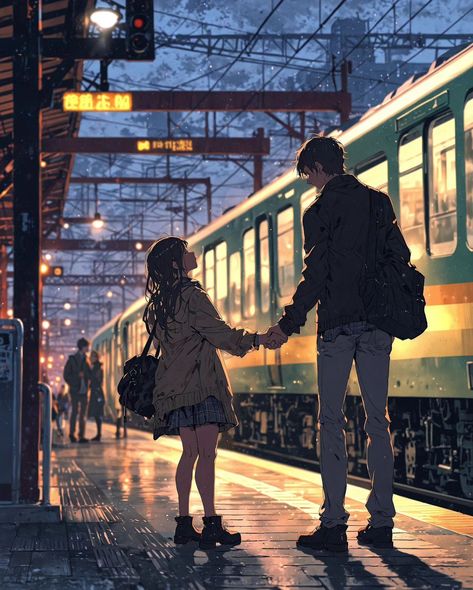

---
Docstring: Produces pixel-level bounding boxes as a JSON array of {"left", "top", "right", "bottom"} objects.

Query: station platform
[{"left": 1, "top": 423, "right": 473, "bottom": 589}]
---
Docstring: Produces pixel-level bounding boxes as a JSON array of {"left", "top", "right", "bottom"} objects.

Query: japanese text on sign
[
  {"left": 136, "top": 139, "right": 194, "bottom": 152},
  {"left": 63, "top": 92, "right": 133, "bottom": 112}
]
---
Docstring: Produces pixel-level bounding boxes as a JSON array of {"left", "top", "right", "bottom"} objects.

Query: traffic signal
[
  {"left": 125, "top": 1, "right": 155, "bottom": 61},
  {"left": 41, "top": 263, "right": 64, "bottom": 277}
]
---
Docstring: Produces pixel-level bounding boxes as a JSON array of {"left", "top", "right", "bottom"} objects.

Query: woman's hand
[{"left": 259, "top": 326, "right": 288, "bottom": 350}]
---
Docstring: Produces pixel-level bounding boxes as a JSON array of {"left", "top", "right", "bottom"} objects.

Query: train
[{"left": 92, "top": 42, "right": 473, "bottom": 504}]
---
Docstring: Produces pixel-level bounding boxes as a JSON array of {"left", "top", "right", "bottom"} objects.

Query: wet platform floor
[{"left": 1, "top": 422, "right": 473, "bottom": 589}]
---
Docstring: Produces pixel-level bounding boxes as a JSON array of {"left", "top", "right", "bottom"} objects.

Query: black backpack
[
  {"left": 117, "top": 318, "right": 160, "bottom": 421},
  {"left": 360, "top": 189, "right": 427, "bottom": 340}
]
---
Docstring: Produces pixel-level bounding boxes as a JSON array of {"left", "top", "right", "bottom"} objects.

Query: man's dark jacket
[
  {"left": 278, "top": 174, "right": 411, "bottom": 336},
  {"left": 63, "top": 351, "right": 91, "bottom": 397}
]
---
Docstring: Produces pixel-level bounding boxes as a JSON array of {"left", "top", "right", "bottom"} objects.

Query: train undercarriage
[{"left": 222, "top": 393, "right": 473, "bottom": 502}]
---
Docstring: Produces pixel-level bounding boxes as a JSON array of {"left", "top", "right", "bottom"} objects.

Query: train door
[{"left": 256, "top": 215, "right": 284, "bottom": 390}]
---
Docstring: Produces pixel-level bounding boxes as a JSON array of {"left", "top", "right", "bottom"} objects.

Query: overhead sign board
[
  {"left": 136, "top": 139, "right": 194, "bottom": 153},
  {"left": 63, "top": 92, "right": 133, "bottom": 112}
]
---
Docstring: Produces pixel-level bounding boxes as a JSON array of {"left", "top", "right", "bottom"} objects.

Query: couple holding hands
[{"left": 144, "top": 135, "right": 409, "bottom": 551}]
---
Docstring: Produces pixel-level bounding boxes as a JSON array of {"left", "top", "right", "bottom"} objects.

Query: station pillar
[
  {"left": 0, "top": 245, "right": 7, "bottom": 319},
  {"left": 13, "top": 1, "right": 42, "bottom": 503}
]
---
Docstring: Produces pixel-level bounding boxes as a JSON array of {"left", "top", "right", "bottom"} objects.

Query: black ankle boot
[
  {"left": 174, "top": 516, "right": 201, "bottom": 544},
  {"left": 297, "top": 523, "right": 348, "bottom": 552},
  {"left": 357, "top": 524, "right": 393, "bottom": 548},
  {"left": 199, "top": 515, "right": 241, "bottom": 550}
]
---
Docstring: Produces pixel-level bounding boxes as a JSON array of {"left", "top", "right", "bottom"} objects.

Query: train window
[
  {"left": 300, "top": 189, "right": 315, "bottom": 219},
  {"left": 243, "top": 228, "right": 256, "bottom": 317},
  {"left": 277, "top": 207, "right": 295, "bottom": 297},
  {"left": 191, "top": 251, "right": 203, "bottom": 284},
  {"left": 428, "top": 113, "right": 457, "bottom": 256},
  {"left": 229, "top": 251, "right": 241, "bottom": 323},
  {"left": 464, "top": 95, "right": 473, "bottom": 249},
  {"left": 357, "top": 157, "right": 388, "bottom": 192},
  {"left": 215, "top": 242, "right": 228, "bottom": 319},
  {"left": 129, "top": 322, "right": 135, "bottom": 358},
  {"left": 204, "top": 248, "right": 215, "bottom": 302},
  {"left": 258, "top": 219, "right": 270, "bottom": 313},
  {"left": 399, "top": 129, "right": 424, "bottom": 260},
  {"left": 300, "top": 189, "right": 315, "bottom": 262}
]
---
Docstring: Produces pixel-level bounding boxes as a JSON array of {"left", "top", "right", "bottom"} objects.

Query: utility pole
[
  {"left": 253, "top": 128, "right": 265, "bottom": 193},
  {"left": 13, "top": 0, "right": 42, "bottom": 503}
]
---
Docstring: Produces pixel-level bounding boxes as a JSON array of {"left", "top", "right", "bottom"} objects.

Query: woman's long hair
[{"left": 143, "top": 236, "right": 189, "bottom": 338}]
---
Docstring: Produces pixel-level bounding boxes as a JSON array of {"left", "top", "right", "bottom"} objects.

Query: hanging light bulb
[
  {"left": 92, "top": 212, "right": 105, "bottom": 229},
  {"left": 92, "top": 184, "right": 105, "bottom": 229}
]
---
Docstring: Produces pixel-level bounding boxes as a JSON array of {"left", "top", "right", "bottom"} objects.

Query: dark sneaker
[
  {"left": 69, "top": 434, "right": 77, "bottom": 443},
  {"left": 357, "top": 525, "right": 393, "bottom": 548},
  {"left": 91, "top": 435, "right": 101, "bottom": 442},
  {"left": 174, "top": 515, "right": 201, "bottom": 544},
  {"left": 78, "top": 437, "right": 89, "bottom": 444},
  {"left": 297, "top": 523, "right": 348, "bottom": 552},
  {"left": 199, "top": 515, "right": 241, "bottom": 550}
]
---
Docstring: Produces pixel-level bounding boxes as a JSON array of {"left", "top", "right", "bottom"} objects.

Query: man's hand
[{"left": 262, "top": 324, "right": 288, "bottom": 350}]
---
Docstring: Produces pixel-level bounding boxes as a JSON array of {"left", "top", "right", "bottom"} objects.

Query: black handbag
[
  {"left": 117, "top": 318, "right": 160, "bottom": 421},
  {"left": 360, "top": 189, "right": 427, "bottom": 340}
]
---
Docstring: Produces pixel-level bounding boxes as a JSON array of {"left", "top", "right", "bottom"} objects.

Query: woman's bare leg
[
  {"left": 195, "top": 424, "right": 219, "bottom": 517},
  {"left": 177, "top": 427, "right": 199, "bottom": 516}
]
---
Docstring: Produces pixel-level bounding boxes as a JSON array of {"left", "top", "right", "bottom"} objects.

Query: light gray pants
[{"left": 316, "top": 327, "right": 396, "bottom": 528}]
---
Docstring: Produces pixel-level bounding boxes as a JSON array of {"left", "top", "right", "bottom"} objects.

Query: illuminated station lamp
[{"left": 89, "top": 7, "right": 121, "bottom": 30}]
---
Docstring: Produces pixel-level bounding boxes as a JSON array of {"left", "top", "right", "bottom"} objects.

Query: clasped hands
[{"left": 257, "top": 324, "right": 288, "bottom": 350}]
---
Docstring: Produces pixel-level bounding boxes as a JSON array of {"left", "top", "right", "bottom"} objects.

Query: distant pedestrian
[
  {"left": 144, "top": 237, "right": 270, "bottom": 549},
  {"left": 88, "top": 350, "right": 105, "bottom": 442},
  {"left": 63, "top": 337, "right": 91, "bottom": 443},
  {"left": 56, "top": 384, "right": 70, "bottom": 437}
]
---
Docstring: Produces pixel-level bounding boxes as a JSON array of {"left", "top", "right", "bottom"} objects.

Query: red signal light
[{"left": 132, "top": 16, "right": 146, "bottom": 29}]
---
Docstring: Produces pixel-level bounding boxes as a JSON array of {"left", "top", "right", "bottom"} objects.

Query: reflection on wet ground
[{"left": 1, "top": 423, "right": 472, "bottom": 589}]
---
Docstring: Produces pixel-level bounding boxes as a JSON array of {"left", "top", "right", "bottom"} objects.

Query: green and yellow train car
[{"left": 93, "top": 43, "right": 473, "bottom": 503}]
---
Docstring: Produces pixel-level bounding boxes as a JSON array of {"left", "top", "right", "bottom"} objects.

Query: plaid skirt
[{"left": 157, "top": 395, "right": 237, "bottom": 436}]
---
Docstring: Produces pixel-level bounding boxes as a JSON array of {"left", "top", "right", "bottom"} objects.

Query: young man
[
  {"left": 264, "top": 135, "right": 411, "bottom": 552},
  {"left": 63, "top": 337, "right": 91, "bottom": 443}
]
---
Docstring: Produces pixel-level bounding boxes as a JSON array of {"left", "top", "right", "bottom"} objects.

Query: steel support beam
[
  {"left": 70, "top": 176, "right": 211, "bottom": 186},
  {"left": 43, "top": 274, "right": 147, "bottom": 287},
  {"left": 43, "top": 239, "right": 155, "bottom": 251},
  {"left": 13, "top": 0, "right": 42, "bottom": 504},
  {"left": 60, "top": 90, "right": 351, "bottom": 116},
  {"left": 43, "top": 136, "right": 270, "bottom": 155}
]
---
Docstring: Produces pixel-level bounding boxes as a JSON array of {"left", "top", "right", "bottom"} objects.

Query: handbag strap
[{"left": 141, "top": 316, "right": 160, "bottom": 358}]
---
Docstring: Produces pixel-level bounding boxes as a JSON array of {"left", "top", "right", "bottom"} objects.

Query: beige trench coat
[{"left": 147, "top": 278, "right": 258, "bottom": 438}]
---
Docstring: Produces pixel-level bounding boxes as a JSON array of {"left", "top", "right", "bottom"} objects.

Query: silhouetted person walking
[
  {"left": 64, "top": 337, "right": 91, "bottom": 443},
  {"left": 88, "top": 350, "right": 105, "bottom": 441}
]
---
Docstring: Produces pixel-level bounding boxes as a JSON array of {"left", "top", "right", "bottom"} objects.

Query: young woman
[
  {"left": 143, "top": 236, "right": 264, "bottom": 550},
  {"left": 88, "top": 350, "right": 105, "bottom": 442}
]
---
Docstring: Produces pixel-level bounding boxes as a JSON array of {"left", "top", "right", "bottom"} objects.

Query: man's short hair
[
  {"left": 77, "top": 337, "right": 89, "bottom": 350},
  {"left": 296, "top": 135, "right": 347, "bottom": 176}
]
